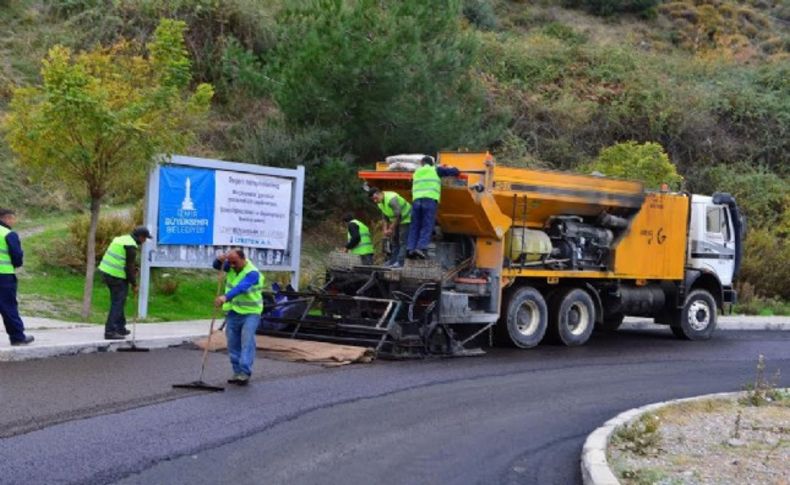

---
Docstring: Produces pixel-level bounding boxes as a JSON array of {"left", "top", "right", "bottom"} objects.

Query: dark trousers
[
  {"left": 0, "top": 275, "right": 27, "bottom": 343},
  {"left": 407, "top": 198, "right": 438, "bottom": 251},
  {"left": 103, "top": 272, "right": 129, "bottom": 335},
  {"left": 388, "top": 223, "right": 410, "bottom": 265}
]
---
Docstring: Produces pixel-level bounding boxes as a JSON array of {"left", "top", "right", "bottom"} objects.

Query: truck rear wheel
[
  {"left": 495, "top": 286, "right": 547, "bottom": 348},
  {"left": 671, "top": 289, "right": 717, "bottom": 340},
  {"left": 548, "top": 288, "right": 595, "bottom": 346}
]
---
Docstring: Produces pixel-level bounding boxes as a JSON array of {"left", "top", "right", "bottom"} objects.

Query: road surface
[{"left": 1, "top": 328, "right": 788, "bottom": 485}]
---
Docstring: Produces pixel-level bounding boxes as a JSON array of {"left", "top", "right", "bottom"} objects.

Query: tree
[
  {"left": 268, "top": 0, "right": 503, "bottom": 161},
  {"left": 587, "top": 141, "right": 683, "bottom": 190},
  {"left": 3, "top": 19, "right": 214, "bottom": 319}
]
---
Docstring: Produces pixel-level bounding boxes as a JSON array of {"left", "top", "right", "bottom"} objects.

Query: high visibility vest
[
  {"left": 348, "top": 219, "right": 374, "bottom": 256},
  {"left": 223, "top": 260, "right": 264, "bottom": 315},
  {"left": 378, "top": 191, "right": 412, "bottom": 225},
  {"left": 412, "top": 165, "right": 441, "bottom": 202},
  {"left": 0, "top": 226, "right": 15, "bottom": 275},
  {"left": 98, "top": 234, "right": 137, "bottom": 279}
]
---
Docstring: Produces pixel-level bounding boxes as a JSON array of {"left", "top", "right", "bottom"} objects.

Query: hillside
[{"left": 0, "top": 0, "right": 787, "bottom": 310}]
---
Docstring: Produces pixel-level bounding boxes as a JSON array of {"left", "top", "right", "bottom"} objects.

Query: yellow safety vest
[
  {"left": 0, "top": 226, "right": 15, "bottom": 275},
  {"left": 348, "top": 219, "right": 374, "bottom": 256},
  {"left": 98, "top": 235, "right": 137, "bottom": 279},
  {"left": 412, "top": 165, "right": 441, "bottom": 202},
  {"left": 378, "top": 191, "right": 412, "bottom": 225},
  {"left": 223, "top": 260, "right": 264, "bottom": 315}
]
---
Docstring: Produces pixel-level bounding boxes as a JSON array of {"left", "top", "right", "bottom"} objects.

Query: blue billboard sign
[{"left": 157, "top": 166, "right": 215, "bottom": 245}]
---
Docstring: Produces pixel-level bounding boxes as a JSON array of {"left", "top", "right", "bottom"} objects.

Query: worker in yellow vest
[
  {"left": 98, "top": 226, "right": 151, "bottom": 340},
  {"left": 213, "top": 248, "right": 264, "bottom": 386},
  {"left": 0, "top": 208, "right": 34, "bottom": 346},
  {"left": 342, "top": 213, "right": 375, "bottom": 265},
  {"left": 368, "top": 187, "right": 411, "bottom": 268},
  {"left": 407, "top": 155, "right": 459, "bottom": 259}
]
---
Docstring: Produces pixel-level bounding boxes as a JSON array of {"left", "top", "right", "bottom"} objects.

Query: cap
[{"left": 132, "top": 226, "right": 152, "bottom": 240}]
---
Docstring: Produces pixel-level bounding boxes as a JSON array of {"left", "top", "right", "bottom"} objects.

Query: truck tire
[
  {"left": 547, "top": 288, "right": 595, "bottom": 346},
  {"left": 495, "top": 286, "right": 547, "bottom": 348},
  {"left": 670, "top": 289, "right": 717, "bottom": 340}
]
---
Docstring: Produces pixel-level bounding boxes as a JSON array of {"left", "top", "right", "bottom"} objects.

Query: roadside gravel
[{"left": 609, "top": 395, "right": 789, "bottom": 484}]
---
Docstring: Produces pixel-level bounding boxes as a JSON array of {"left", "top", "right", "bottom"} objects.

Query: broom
[{"left": 172, "top": 270, "right": 226, "bottom": 392}]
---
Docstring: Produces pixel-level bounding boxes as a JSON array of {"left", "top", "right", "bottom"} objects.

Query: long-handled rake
[
  {"left": 172, "top": 271, "right": 226, "bottom": 392},
  {"left": 118, "top": 293, "right": 150, "bottom": 352}
]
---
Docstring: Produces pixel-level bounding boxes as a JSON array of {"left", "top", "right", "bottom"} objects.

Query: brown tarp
[{"left": 194, "top": 331, "right": 375, "bottom": 367}]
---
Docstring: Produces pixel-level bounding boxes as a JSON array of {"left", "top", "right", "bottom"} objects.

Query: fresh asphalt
[{"left": 1, "top": 328, "right": 788, "bottom": 485}]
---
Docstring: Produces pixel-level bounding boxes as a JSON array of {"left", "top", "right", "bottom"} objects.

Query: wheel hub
[
  {"left": 687, "top": 300, "right": 710, "bottom": 331},
  {"left": 516, "top": 300, "right": 540, "bottom": 336},
  {"left": 567, "top": 302, "right": 590, "bottom": 336}
]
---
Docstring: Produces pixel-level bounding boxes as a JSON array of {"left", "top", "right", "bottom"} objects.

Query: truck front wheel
[
  {"left": 548, "top": 288, "right": 596, "bottom": 346},
  {"left": 670, "top": 289, "right": 717, "bottom": 340},
  {"left": 496, "top": 286, "right": 548, "bottom": 348}
]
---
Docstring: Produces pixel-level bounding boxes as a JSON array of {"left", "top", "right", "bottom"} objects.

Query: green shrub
[
  {"left": 612, "top": 413, "right": 662, "bottom": 456},
  {"left": 463, "top": 0, "right": 498, "bottom": 30},
  {"left": 47, "top": 212, "right": 137, "bottom": 271},
  {"left": 586, "top": 141, "right": 683, "bottom": 189},
  {"left": 267, "top": 0, "right": 502, "bottom": 161},
  {"left": 739, "top": 227, "right": 790, "bottom": 300}
]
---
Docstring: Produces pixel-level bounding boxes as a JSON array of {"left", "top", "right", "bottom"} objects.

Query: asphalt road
[{"left": 1, "top": 328, "right": 788, "bottom": 485}]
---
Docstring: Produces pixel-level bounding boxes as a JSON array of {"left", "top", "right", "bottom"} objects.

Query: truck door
[{"left": 700, "top": 204, "right": 736, "bottom": 286}]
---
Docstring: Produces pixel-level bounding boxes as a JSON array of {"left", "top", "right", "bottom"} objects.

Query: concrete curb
[
  {"left": 622, "top": 316, "right": 790, "bottom": 331},
  {"left": 0, "top": 334, "right": 206, "bottom": 362},
  {"left": 580, "top": 391, "right": 746, "bottom": 485}
]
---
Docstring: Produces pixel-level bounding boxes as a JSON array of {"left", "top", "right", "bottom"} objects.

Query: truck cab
[{"left": 686, "top": 193, "right": 742, "bottom": 310}]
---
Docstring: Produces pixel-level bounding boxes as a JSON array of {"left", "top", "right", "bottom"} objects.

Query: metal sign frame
[{"left": 138, "top": 155, "right": 305, "bottom": 318}]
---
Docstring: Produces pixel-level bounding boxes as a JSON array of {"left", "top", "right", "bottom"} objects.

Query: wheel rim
[
  {"left": 515, "top": 300, "right": 540, "bottom": 336},
  {"left": 687, "top": 300, "right": 710, "bottom": 331},
  {"left": 567, "top": 302, "right": 590, "bottom": 336}
]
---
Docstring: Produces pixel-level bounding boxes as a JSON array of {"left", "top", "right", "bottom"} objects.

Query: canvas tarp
[{"left": 195, "top": 331, "right": 375, "bottom": 367}]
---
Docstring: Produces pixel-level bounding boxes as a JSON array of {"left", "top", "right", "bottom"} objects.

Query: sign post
[{"left": 138, "top": 155, "right": 305, "bottom": 318}]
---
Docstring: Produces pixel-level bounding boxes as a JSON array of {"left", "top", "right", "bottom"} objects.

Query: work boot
[
  {"left": 228, "top": 373, "right": 250, "bottom": 386},
  {"left": 412, "top": 249, "right": 427, "bottom": 260},
  {"left": 120, "top": 328, "right": 131, "bottom": 336},
  {"left": 104, "top": 332, "right": 126, "bottom": 340},
  {"left": 10, "top": 335, "right": 34, "bottom": 346}
]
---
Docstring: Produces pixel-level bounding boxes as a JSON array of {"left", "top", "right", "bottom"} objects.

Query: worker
[
  {"left": 342, "top": 214, "right": 375, "bottom": 265},
  {"left": 368, "top": 187, "right": 411, "bottom": 268},
  {"left": 98, "top": 226, "right": 151, "bottom": 340},
  {"left": 213, "top": 248, "right": 263, "bottom": 386},
  {"left": 407, "top": 155, "right": 459, "bottom": 259},
  {"left": 0, "top": 208, "right": 34, "bottom": 346}
]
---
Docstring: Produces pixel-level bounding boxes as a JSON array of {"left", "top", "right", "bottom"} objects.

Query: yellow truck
[{"left": 263, "top": 152, "right": 743, "bottom": 357}]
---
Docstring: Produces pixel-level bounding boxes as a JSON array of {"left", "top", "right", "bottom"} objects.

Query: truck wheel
[
  {"left": 495, "top": 286, "right": 547, "bottom": 348},
  {"left": 671, "top": 289, "right": 717, "bottom": 340},
  {"left": 599, "top": 313, "right": 624, "bottom": 332},
  {"left": 548, "top": 288, "right": 595, "bottom": 346}
]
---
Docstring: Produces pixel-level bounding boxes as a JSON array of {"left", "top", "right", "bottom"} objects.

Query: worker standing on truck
[
  {"left": 368, "top": 187, "right": 411, "bottom": 268},
  {"left": 407, "top": 155, "right": 459, "bottom": 259},
  {"left": 0, "top": 208, "right": 34, "bottom": 346},
  {"left": 213, "top": 248, "right": 264, "bottom": 386},
  {"left": 98, "top": 226, "right": 151, "bottom": 340},
  {"left": 341, "top": 214, "right": 375, "bottom": 265}
]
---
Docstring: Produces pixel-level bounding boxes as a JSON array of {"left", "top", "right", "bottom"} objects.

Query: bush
[
  {"left": 586, "top": 141, "right": 683, "bottom": 189},
  {"left": 267, "top": 0, "right": 503, "bottom": 161},
  {"left": 463, "top": 0, "right": 498, "bottom": 30},
  {"left": 739, "top": 227, "right": 790, "bottom": 300},
  {"left": 48, "top": 212, "right": 137, "bottom": 271}
]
